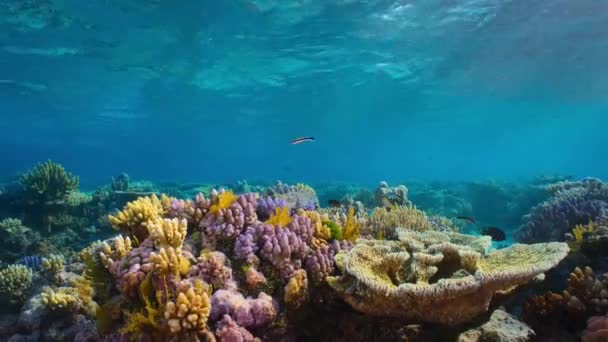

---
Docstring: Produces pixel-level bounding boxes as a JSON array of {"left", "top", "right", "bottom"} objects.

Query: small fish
[
  {"left": 17, "top": 255, "right": 43, "bottom": 269},
  {"left": 328, "top": 199, "right": 342, "bottom": 208},
  {"left": 456, "top": 216, "right": 476, "bottom": 224},
  {"left": 290, "top": 136, "right": 315, "bottom": 144},
  {"left": 381, "top": 197, "right": 397, "bottom": 212},
  {"left": 481, "top": 227, "right": 506, "bottom": 241}
]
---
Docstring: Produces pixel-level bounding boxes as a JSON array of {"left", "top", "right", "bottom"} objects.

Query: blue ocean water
[{"left": 1, "top": 0, "right": 607, "bottom": 185}]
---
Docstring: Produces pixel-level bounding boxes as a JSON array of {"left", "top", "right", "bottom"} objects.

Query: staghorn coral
[
  {"left": 363, "top": 205, "right": 433, "bottom": 239},
  {"left": 327, "top": 228, "right": 568, "bottom": 325},
  {"left": 164, "top": 279, "right": 212, "bottom": 336},
  {"left": 108, "top": 194, "right": 169, "bottom": 243},
  {"left": 0, "top": 264, "right": 33, "bottom": 304},
  {"left": 20, "top": 160, "right": 79, "bottom": 202},
  {"left": 148, "top": 217, "right": 188, "bottom": 248}
]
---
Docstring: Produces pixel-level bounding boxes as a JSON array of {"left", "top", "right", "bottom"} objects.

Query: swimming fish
[
  {"left": 17, "top": 255, "right": 43, "bottom": 269},
  {"left": 328, "top": 199, "right": 342, "bottom": 208},
  {"left": 481, "top": 227, "right": 506, "bottom": 241},
  {"left": 456, "top": 216, "right": 476, "bottom": 224},
  {"left": 291, "top": 137, "right": 315, "bottom": 144}
]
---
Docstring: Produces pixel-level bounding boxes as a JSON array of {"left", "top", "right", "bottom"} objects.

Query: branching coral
[
  {"left": 99, "top": 236, "right": 133, "bottom": 269},
  {"left": 327, "top": 228, "right": 568, "bottom": 325},
  {"left": 0, "top": 264, "right": 33, "bottom": 304},
  {"left": 108, "top": 194, "right": 168, "bottom": 243},
  {"left": 39, "top": 276, "right": 98, "bottom": 317},
  {"left": 363, "top": 205, "right": 433, "bottom": 239},
  {"left": 200, "top": 192, "right": 258, "bottom": 249},
  {"left": 149, "top": 247, "right": 192, "bottom": 280},
  {"left": 164, "top": 280, "right": 211, "bottom": 335},
  {"left": 189, "top": 251, "right": 233, "bottom": 290},
  {"left": 20, "top": 160, "right": 79, "bottom": 202},
  {"left": 148, "top": 217, "right": 188, "bottom": 248}
]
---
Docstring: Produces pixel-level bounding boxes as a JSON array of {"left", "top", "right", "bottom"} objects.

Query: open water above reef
[{"left": 2, "top": 0, "right": 608, "bottom": 341}]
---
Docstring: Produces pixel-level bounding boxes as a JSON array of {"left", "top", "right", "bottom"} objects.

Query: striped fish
[{"left": 17, "top": 255, "right": 44, "bottom": 269}]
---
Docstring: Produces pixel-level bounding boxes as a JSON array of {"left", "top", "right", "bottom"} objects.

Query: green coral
[
  {"left": 0, "top": 264, "right": 33, "bottom": 304},
  {"left": 323, "top": 220, "right": 343, "bottom": 240},
  {"left": 21, "top": 160, "right": 79, "bottom": 202}
]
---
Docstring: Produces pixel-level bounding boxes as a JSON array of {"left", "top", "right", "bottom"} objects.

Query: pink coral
[
  {"left": 109, "top": 238, "right": 154, "bottom": 298},
  {"left": 216, "top": 314, "right": 260, "bottom": 342},
  {"left": 583, "top": 315, "right": 608, "bottom": 342},
  {"left": 210, "top": 288, "right": 277, "bottom": 329},
  {"left": 200, "top": 193, "right": 258, "bottom": 249},
  {"left": 189, "top": 251, "right": 233, "bottom": 289}
]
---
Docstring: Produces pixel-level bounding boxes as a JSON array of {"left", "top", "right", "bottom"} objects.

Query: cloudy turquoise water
[{"left": 1, "top": 0, "right": 606, "bottom": 185}]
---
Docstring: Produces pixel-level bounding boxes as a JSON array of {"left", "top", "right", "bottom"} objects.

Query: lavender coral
[
  {"left": 516, "top": 178, "right": 608, "bottom": 242},
  {"left": 200, "top": 192, "right": 258, "bottom": 249},
  {"left": 210, "top": 288, "right": 277, "bottom": 329}
]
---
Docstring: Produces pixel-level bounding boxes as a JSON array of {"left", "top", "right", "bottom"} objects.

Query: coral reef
[
  {"left": 265, "top": 181, "right": 319, "bottom": 210},
  {"left": 0, "top": 264, "right": 33, "bottom": 305},
  {"left": 374, "top": 181, "right": 411, "bottom": 207},
  {"left": 328, "top": 228, "right": 568, "bottom": 325},
  {"left": 517, "top": 178, "right": 608, "bottom": 243},
  {"left": 363, "top": 205, "right": 433, "bottom": 239}
]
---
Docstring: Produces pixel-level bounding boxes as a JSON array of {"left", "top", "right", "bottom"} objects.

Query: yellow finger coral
[
  {"left": 99, "top": 235, "right": 133, "bottom": 269},
  {"left": 328, "top": 229, "right": 569, "bottom": 326},
  {"left": 43, "top": 254, "right": 65, "bottom": 283},
  {"left": 0, "top": 264, "right": 33, "bottom": 304},
  {"left": 40, "top": 276, "right": 99, "bottom": 317},
  {"left": 148, "top": 217, "right": 188, "bottom": 248},
  {"left": 300, "top": 210, "right": 331, "bottom": 247},
  {"left": 150, "top": 247, "right": 191, "bottom": 279},
  {"left": 164, "top": 280, "right": 211, "bottom": 335},
  {"left": 108, "top": 194, "right": 166, "bottom": 242}
]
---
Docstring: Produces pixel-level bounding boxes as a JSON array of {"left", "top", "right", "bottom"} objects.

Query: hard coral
[
  {"left": 20, "top": 160, "right": 79, "bottom": 202},
  {"left": 148, "top": 217, "right": 188, "bottom": 248},
  {"left": 328, "top": 228, "right": 568, "bottom": 325},
  {"left": 0, "top": 264, "right": 33, "bottom": 304},
  {"left": 164, "top": 280, "right": 211, "bottom": 335},
  {"left": 364, "top": 205, "right": 432, "bottom": 239},
  {"left": 108, "top": 194, "right": 168, "bottom": 243}
]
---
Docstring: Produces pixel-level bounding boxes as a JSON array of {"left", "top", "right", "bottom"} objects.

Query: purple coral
[
  {"left": 211, "top": 289, "right": 278, "bottom": 329},
  {"left": 216, "top": 315, "right": 259, "bottom": 342},
  {"left": 234, "top": 216, "right": 314, "bottom": 281},
  {"left": 109, "top": 238, "right": 154, "bottom": 298},
  {"left": 256, "top": 196, "right": 288, "bottom": 221},
  {"left": 200, "top": 193, "right": 258, "bottom": 249},
  {"left": 168, "top": 193, "right": 211, "bottom": 227},
  {"left": 189, "top": 251, "right": 233, "bottom": 290},
  {"left": 516, "top": 178, "right": 608, "bottom": 242},
  {"left": 305, "top": 240, "right": 354, "bottom": 283}
]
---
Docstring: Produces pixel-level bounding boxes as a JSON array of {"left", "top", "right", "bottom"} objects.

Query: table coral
[{"left": 327, "top": 229, "right": 568, "bottom": 325}]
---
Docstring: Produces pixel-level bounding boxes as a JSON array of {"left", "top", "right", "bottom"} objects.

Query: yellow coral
[
  {"left": 99, "top": 235, "right": 133, "bottom": 269},
  {"left": 108, "top": 194, "right": 166, "bottom": 242},
  {"left": 209, "top": 190, "right": 238, "bottom": 215},
  {"left": 573, "top": 221, "right": 596, "bottom": 243},
  {"left": 284, "top": 269, "right": 308, "bottom": 310},
  {"left": 164, "top": 280, "right": 211, "bottom": 335},
  {"left": 150, "top": 247, "right": 191, "bottom": 279},
  {"left": 42, "top": 254, "right": 65, "bottom": 281},
  {"left": 121, "top": 274, "right": 162, "bottom": 338},
  {"left": 266, "top": 206, "right": 292, "bottom": 227},
  {"left": 0, "top": 264, "right": 33, "bottom": 304},
  {"left": 364, "top": 205, "right": 432, "bottom": 239},
  {"left": 148, "top": 217, "right": 188, "bottom": 248},
  {"left": 342, "top": 207, "right": 361, "bottom": 242},
  {"left": 40, "top": 286, "right": 79, "bottom": 311},
  {"left": 301, "top": 209, "right": 331, "bottom": 241}
]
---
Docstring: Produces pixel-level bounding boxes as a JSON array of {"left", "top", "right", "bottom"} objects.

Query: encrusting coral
[{"left": 327, "top": 228, "right": 569, "bottom": 325}]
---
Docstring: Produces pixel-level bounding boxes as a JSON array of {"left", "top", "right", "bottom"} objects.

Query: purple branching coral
[
  {"left": 109, "top": 238, "right": 154, "bottom": 299},
  {"left": 168, "top": 193, "right": 211, "bottom": 227},
  {"left": 256, "top": 196, "right": 288, "bottom": 221},
  {"left": 234, "top": 215, "right": 316, "bottom": 281},
  {"left": 189, "top": 251, "right": 233, "bottom": 290},
  {"left": 200, "top": 193, "right": 258, "bottom": 249},
  {"left": 305, "top": 240, "right": 354, "bottom": 284},
  {"left": 216, "top": 314, "right": 261, "bottom": 342},
  {"left": 211, "top": 288, "right": 278, "bottom": 329},
  {"left": 516, "top": 178, "right": 608, "bottom": 243}
]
